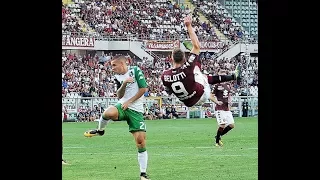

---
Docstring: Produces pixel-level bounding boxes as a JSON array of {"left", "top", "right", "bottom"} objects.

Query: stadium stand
[
  {"left": 190, "top": 0, "right": 257, "bottom": 40},
  {"left": 63, "top": 0, "right": 235, "bottom": 42},
  {"left": 221, "top": 0, "right": 258, "bottom": 39}
]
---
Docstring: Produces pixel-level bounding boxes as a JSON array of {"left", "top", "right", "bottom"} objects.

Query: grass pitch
[{"left": 62, "top": 117, "right": 258, "bottom": 180}]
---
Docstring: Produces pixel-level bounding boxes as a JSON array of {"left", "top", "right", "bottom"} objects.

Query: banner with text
[
  {"left": 62, "top": 35, "right": 95, "bottom": 47},
  {"left": 145, "top": 40, "right": 180, "bottom": 50},
  {"left": 183, "top": 40, "right": 224, "bottom": 50}
]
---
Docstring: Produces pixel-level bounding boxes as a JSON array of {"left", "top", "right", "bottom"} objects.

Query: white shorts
[
  {"left": 215, "top": 110, "right": 235, "bottom": 126},
  {"left": 194, "top": 74, "right": 211, "bottom": 106}
]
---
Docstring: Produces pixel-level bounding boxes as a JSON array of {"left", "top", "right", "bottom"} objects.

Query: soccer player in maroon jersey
[
  {"left": 160, "top": 15, "right": 240, "bottom": 107},
  {"left": 210, "top": 70, "right": 235, "bottom": 147}
]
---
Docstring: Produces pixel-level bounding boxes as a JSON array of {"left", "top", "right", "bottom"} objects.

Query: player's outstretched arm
[{"left": 184, "top": 15, "right": 200, "bottom": 55}]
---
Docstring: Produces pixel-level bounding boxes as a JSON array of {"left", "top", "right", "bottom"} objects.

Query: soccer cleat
[
  {"left": 62, "top": 159, "right": 69, "bottom": 165},
  {"left": 84, "top": 129, "right": 105, "bottom": 137},
  {"left": 140, "top": 173, "right": 150, "bottom": 180},
  {"left": 215, "top": 136, "right": 223, "bottom": 147}
]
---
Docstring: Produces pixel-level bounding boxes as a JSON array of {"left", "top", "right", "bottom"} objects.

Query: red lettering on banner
[
  {"left": 62, "top": 35, "right": 95, "bottom": 47},
  {"left": 200, "top": 41, "right": 223, "bottom": 49},
  {"left": 145, "top": 40, "right": 179, "bottom": 50}
]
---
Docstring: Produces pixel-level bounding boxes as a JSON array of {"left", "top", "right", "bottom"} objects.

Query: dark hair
[
  {"left": 172, "top": 48, "right": 185, "bottom": 64},
  {"left": 111, "top": 55, "right": 127, "bottom": 62}
]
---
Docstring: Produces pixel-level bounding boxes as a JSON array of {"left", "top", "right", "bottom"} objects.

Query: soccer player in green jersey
[{"left": 84, "top": 56, "right": 150, "bottom": 180}]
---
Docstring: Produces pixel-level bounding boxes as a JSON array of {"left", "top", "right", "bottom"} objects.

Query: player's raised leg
[
  {"left": 207, "top": 64, "right": 241, "bottom": 85},
  {"left": 83, "top": 106, "right": 118, "bottom": 137}
]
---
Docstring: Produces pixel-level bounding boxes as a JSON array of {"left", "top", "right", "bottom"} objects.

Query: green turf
[{"left": 62, "top": 117, "right": 258, "bottom": 180}]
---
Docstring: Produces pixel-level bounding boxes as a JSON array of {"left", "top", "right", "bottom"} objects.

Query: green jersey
[{"left": 114, "top": 66, "right": 147, "bottom": 113}]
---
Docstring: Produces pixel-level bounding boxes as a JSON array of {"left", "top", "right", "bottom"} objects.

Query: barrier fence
[{"left": 62, "top": 96, "right": 257, "bottom": 121}]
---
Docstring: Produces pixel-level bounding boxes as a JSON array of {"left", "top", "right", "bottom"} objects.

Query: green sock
[{"left": 138, "top": 147, "right": 146, "bottom": 153}]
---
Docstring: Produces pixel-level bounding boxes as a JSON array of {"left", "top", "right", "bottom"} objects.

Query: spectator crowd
[
  {"left": 62, "top": 0, "right": 253, "bottom": 47},
  {"left": 62, "top": 51, "right": 258, "bottom": 99}
]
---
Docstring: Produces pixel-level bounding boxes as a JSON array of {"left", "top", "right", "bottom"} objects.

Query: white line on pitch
[
  {"left": 64, "top": 146, "right": 258, "bottom": 149},
  {"left": 63, "top": 153, "right": 255, "bottom": 157}
]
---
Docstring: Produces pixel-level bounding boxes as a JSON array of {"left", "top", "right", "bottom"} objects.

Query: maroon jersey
[
  {"left": 161, "top": 53, "right": 204, "bottom": 107},
  {"left": 212, "top": 83, "right": 231, "bottom": 111}
]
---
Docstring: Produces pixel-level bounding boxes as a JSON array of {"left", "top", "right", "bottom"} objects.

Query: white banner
[
  {"left": 200, "top": 41, "right": 223, "bottom": 49},
  {"left": 145, "top": 40, "right": 180, "bottom": 50},
  {"left": 62, "top": 35, "right": 95, "bottom": 47}
]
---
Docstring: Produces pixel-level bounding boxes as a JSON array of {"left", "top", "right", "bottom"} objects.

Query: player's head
[
  {"left": 111, "top": 55, "right": 128, "bottom": 74},
  {"left": 171, "top": 48, "right": 185, "bottom": 65}
]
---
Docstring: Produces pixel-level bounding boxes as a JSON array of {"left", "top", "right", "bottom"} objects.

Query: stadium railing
[{"left": 62, "top": 96, "right": 258, "bottom": 121}]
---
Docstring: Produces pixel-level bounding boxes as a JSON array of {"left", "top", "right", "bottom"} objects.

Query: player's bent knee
[
  {"left": 135, "top": 136, "right": 146, "bottom": 149},
  {"left": 136, "top": 137, "right": 145, "bottom": 145},
  {"left": 136, "top": 142, "right": 146, "bottom": 150},
  {"left": 229, "top": 124, "right": 235, "bottom": 128},
  {"left": 103, "top": 106, "right": 119, "bottom": 120}
]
